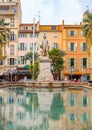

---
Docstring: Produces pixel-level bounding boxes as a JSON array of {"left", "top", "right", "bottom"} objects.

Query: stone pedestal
[{"left": 38, "top": 57, "right": 53, "bottom": 82}]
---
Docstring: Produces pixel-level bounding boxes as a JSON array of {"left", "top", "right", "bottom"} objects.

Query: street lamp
[{"left": 32, "top": 18, "right": 35, "bottom": 80}]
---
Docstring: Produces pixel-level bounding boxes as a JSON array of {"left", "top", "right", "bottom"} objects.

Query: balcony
[{"left": 0, "top": 9, "right": 16, "bottom": 15}]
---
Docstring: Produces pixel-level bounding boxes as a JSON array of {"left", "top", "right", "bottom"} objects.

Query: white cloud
[{"left": 20, "top": 0, "right": 92, "bottom": 25}]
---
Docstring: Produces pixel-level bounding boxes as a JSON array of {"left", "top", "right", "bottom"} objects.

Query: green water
[{"left": 0, "top": 87, "right": 92, "bottom": 130}]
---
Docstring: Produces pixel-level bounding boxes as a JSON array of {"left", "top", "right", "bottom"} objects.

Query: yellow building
[
  {"left": 0, "top": 0, "right": 22, "bottom": 77},
  {"left": 0, "top": 0, "right": 91, "bottom": 81}
]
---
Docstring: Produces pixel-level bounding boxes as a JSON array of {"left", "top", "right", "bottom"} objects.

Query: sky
[{"left": 20, "top": 0, "right": 92, "bottom": 25}]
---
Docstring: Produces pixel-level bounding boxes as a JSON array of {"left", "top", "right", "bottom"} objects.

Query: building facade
[
  {"left": 0, "top": 0, "right": 22, "bottom": 76},
  {"left": 0, "top": 0, "right": 91, "bottom": 80}
]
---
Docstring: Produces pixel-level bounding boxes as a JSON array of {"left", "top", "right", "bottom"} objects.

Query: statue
[{"left": 40, "top": 33, "right": 49, "bottom": 56}]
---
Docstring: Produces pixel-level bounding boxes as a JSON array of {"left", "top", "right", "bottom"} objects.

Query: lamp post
[{"left": 32, "top": 18, "right": 35, "bottom": 80}]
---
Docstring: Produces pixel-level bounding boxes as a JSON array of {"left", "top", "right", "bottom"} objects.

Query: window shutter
[
  {"left": 74, "top": 58, "right": 78, "bottom": 68},
  {"left": 87, "top": 58, "right": 90, "bottom": 68},
  {"left": 68, "top": 31, "right": 70, "bottom": 36},
  {"left": 18, "top": 43, "right": 20, "bottom": 50},
  {"left": 80, "top": 58, "right": 83, "bottom": 68},
  {"left": 30, "top": 43, "right": 33, "bottom": 50},
  {"left": 24, "top": 43, "right": 27, "bottom": 50},
  {"left": 68, "top": 58, "right": 70, "bottom": 69},
  {"left": 14, "top": 58, "right": 16, "bottom": 65},
  {"left": 74, "top": 30, "right": 77, "bottom": 36},
  {"left": 30, "top": 33, "right": 33, "bottom": 37},
  {"left": 18, "top": 57, "right": 21, "bottom": 64},
  {"left": 7, "top": 58, "right": 10, "bottom": 65},
  {"left": 74, "top": 42, "right": 77, "bottom": 51},
  {"left": 37, "top": 43, "right": 39, "bottom": 51},
  {"left": 80, "top": 42, "right": 83, "bottom": 51},
  {"left": 68, "top": 43, "right": 70, "bottom": 51}
]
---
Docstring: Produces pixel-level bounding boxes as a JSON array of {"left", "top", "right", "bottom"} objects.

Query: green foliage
[
  {"left": 24, "top": 52, "right": 39, "bottom": 63},
  {"left": 30, "top": 60, "right": 39, "bottom": 80},
  {"left": 48, "top": 48, "right": 65, "bottom": 79},
  {"left": 83, "top": 12, "right": 92, "bottom": 56},
  {"left": 24, "top": 52, "right": 40, "bottom": 79}
]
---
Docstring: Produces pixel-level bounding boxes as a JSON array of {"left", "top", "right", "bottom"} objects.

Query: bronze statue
[{"left": 40, "top": 34, "right": 49, "bottom": 56}]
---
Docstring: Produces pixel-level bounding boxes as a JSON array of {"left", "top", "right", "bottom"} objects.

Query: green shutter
[
  {"left": 68, "top": 43, "right": 70, "bottom": 51},
  {"left": 80, "top": 58, "right": 83, "bottom": 68},
  {"left": 24, "top": 43, "right": 27, "bottom": 50},
  {"left": 30, "top": 43, "right": 33, "bottom": 50},
  {"left": 74, "top": 58, "right": 78, "bottom": 68},
  {"left": 18, "top": 57, "right": 21, "bottom": 64},
  {"left": 18, "top": 43, "right": 20, "bottom": 50},
  {"left": 74, "top": 30, "right": 77, "bottom": 36},
  {"left": 74, "top": 42, "right": 77, "bottom": 51},
  {"left": 80, "top": 42, "right": 83, "bottom": 51},
  {"left": 68, "top": 30, "right": 70, "bottom": 36},
  {"left": 30, "top": 33, "right": 33, "bottom": 37},
  {"left": 87, "top": 58, "right": 90, "bottom": 68},
  {"left": 68, "top": 58, "right": 70, "bottom": 69}
]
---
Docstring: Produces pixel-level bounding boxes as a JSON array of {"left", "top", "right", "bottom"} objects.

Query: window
[
  {"left": 81, "top": 112, "right": 88, "bottom": 122},
  {"left": 68, "top": 58, "right": 78, "bottom": 69},
  {"left": 80, "top": 30, "right": 84, "bottom": 36},
  {"left": 10, "top": 17, "right": 15, "bottom": 27},
  {"left": 10, "top": 31, "right": 15, "bottom": 41},
  {"left": 54, "top": 33, "right": 58, "bottom": 38},
  {"left": 70, "top": 43, "right": 74, "bottom": 51},
  {"left": 68, "top": 30, "right": 77, "bottom": 37},
  {"left": 18, "top": 43, "right": 27, "bottom": 51},
  {"left": 8, "top": 58, "right": 16, "bottom": 65},
  {"left": 69, "top": 113, "right": 77, "bottom": 121},
  {"left": 70, "top": 58, "right": 74, "bottom": 67},
  {"left": 51, "top": 26, "right": 56, "bottom": 30},
  {"left": 18, "top": 33, "right": 27, "bottom": 38},
  {"left": 24, "top": 26, "right": 28, "bottom": 30},
  {"left": 52, "top": 43, "right": 58, "bottom": 48},
  {"left": 10, "top": 44, "right": 14, "bottom": 55},
  {"left": 83, "top": 43, "right": 87, "bottom": 51},
  {"left": 0, "top": 6, "right": 9, "bottom": 12},
  {"left": 81, "top": 58, "right": 90, "bottom": 68},
  {"left": 10, "top": 58, "right": 15, "bottom": 65},
  {"left": 80, "top": 42, "right": 87, "bottom": 52},
  {"left": 83, "top": 58, "right": 87, "bottom": 67},
  {"left": 68, "top": 42, "right": 77, "bottom": 51},
  {"left": 18, "top": 56, "right": 26, "bottom": 65}
]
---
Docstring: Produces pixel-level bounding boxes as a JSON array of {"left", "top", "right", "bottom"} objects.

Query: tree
[
  {"left": 0, "top": 18, "right": 9, "bottom": 59},
  {"left": 24, "top": 52, "right": 40, "bottom": 79},
  {"left": 30, "top": 60, "right": 39, "bottom": 80},
  {"left": 24, "top": 52, "right": 39, "bottom": 64},
  {"left": 83, "top": 11, "right": 92, "bottom": 55},
  {"left": 82, "top": 11, "right": 92, "bottom": 79},
  {"left": 48, "top": 48, "right": 65, "bottom": 80}
]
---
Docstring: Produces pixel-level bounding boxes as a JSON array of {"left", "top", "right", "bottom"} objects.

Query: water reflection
[{"left": 0, "top": 88, "right": 92, "bottom": 130}]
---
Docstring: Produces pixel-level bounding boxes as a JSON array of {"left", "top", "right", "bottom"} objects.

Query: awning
[{"left": 23, "top": 65, "right": 30, "bottom": 69}]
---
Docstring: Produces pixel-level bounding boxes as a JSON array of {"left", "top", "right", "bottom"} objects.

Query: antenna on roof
[{"left": 36, "top": 11, "right": 41, "bottom": 23}]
